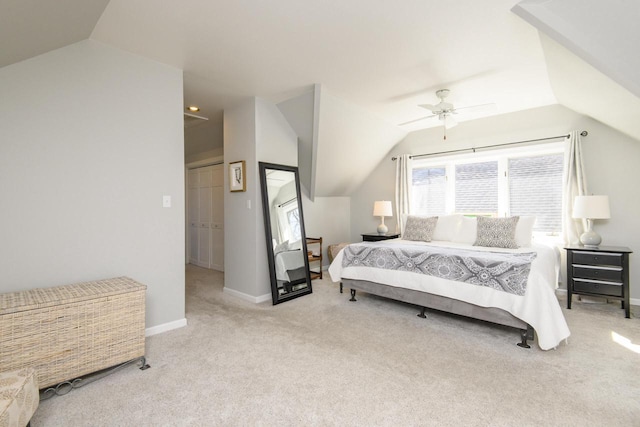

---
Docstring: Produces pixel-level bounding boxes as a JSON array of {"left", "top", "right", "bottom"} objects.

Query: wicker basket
[{"left": 0, "top": 277, "right": 146, "bottom": 389}]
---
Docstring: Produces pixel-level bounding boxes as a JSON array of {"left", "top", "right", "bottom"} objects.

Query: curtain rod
[
  {"left": 391, "top": 130, "right": 588, "bottom": 161},
  {"left": 277, "top": 197, "right": 297, "bottom": 208}
]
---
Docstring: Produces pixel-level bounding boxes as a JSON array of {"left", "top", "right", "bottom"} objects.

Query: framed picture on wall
[{"left": 229, "top": 160, "right": 246, "bottom": 192}]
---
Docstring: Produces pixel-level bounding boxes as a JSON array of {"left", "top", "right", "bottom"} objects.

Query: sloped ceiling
[
  {"left": 513, "top": 0, "right": 640, "bottom": 141},
  {"left": 88, "top": 0, "right": 556, "bottom": 132},
  {"left": 1, "top": 0, "right": 639, "bottom": 194},
  {"left": 0, "top": 0, "right": 109, "bottom": 68},
  {"left": 540, "top": 34, "right": 640, "bottom": 142}
]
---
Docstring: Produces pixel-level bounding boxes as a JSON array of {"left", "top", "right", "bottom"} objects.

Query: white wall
[
  {"left": 315, "top": 87, "right": 407, "bottom": 196},
  {"left": 277, "top": 90, "right": 315, "bottom": 195},
  {"left": 351, "top": 104, "right": 640, "bottom": 300},
  {"left": 185, "top": 147, "right": 224, "bottom": 164},
  {"left": 0, "top": 40, "right": 186, "bottom": 329},
  {"left": 302, "top": 196, "right": 351, "bottom": 266},
  {"left": 184, "top": 121, "right": 224, "bottom": 163}
]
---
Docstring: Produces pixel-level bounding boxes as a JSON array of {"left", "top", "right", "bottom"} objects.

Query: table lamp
[
  {"left": 373, "top": 201, "right": 393, "bottom": 235},
  {"left": 572, "top": 195, "right": 610, "bottom": 247}
]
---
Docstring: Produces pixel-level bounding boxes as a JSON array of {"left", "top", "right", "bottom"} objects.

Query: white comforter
[
  {"left": 275, "top": 250, "right": 305, "bottom": 282},
  {"left": 328, "top": 239, "right": 570, "bottom": 350}
]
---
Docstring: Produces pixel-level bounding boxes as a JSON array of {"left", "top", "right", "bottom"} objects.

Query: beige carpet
[{"left": 32, "top": 265, "right": 640, "bottom": 426}]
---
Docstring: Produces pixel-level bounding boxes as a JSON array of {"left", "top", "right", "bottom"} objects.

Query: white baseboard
[
  {"left": 145, "top": 318, "right": 187, "bottom": 337},
  {"left": 556, "top": 288, "right": 639, "bottom": 306},
  {"left": 223, "top": 286, "right": 271, "bottom": 304}
]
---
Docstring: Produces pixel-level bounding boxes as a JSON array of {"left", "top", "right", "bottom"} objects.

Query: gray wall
[
  {"left": 302, "top": 196, "right": 351, "bottom": 266},
  {"left": 0, "top": 40, "right": 186, "bottom": 328},
  {"left": 223, "top": 97, "right": 298, "bottom": 300}
]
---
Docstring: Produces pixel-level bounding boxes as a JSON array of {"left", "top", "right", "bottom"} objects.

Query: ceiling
[
  {"left": 89, "top": 0, "right": 557, "bottom": 130},
  {"left": 2, "top": 0, "right": 639, "bottom": 158}
]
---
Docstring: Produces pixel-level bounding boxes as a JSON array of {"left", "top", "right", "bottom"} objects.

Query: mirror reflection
[{"left": 259, "top": 162, "right": 312, "bottom": 304}]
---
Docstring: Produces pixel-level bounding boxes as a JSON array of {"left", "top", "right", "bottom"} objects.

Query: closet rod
[{"left": 391, "top": 130, "right": 588, "bottom": 161}]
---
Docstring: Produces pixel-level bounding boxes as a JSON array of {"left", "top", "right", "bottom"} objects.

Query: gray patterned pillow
[
  {"left": 474, "top": 216, "right": 520, "bottom": 249},
  {"left": 403, "top": 216, "right": 438, "bottom": 242}
]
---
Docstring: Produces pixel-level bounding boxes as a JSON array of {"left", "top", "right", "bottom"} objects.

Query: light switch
[
  {"left": 163, "top": 195, "right": 171, "bottom": 208},
  {"left": 247, "top": 199, "right": 251, "bottom": 209}
]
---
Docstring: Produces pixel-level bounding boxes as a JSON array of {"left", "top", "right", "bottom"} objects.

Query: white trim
[
  {"left": 145, "top": 318, "right": 187, "bottom": 337},
  {"left": 223, "top": 286, "right": 271, "bottom": 304},
  {"left": 186, "top": 155, "right": 224, "bottom": 170}
]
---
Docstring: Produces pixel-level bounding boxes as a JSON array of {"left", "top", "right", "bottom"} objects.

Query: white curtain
[
  {"left": 395, "top": 154, "right": 412, "bottom": 234},
  {"left": 562, "top": 131, "right": 588, "bottom": 245}
]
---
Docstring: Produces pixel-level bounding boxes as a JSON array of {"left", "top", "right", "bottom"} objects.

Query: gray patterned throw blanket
[{"left": 341, "top": 243, "right": 537, "bottom": 296}]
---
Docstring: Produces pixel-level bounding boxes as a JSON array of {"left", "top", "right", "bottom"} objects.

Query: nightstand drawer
[
  {"left": 572, "top": 265, "right": 623, "bottom": 281},
  {"left": 572, "top": 251, "right": 622, "bottom": 267},
  {"left": 573, "top": 278, "right": 623, "bottom": 297}
]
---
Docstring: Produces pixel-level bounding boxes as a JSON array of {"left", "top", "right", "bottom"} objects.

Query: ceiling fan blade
[
  {"left": 453, "top": 103, "right": 497, "bottom": 115},
  {"left": 418, "top": 103, "right": 438, "bottom": 112},
  {"left": 398, "top": 114, "right": 437, "bottom": 126}
]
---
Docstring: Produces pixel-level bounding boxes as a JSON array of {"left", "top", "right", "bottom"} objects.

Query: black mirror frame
[{"left": 259, "top": 162, "right": 313, "bottom": 305}]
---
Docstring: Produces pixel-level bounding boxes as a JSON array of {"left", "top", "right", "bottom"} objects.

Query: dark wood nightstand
[
  {"left": 565, "top": 245, "right": 632, "bottom": 318},
  {"left": 361, "top": 232, "right": 400, "bottom": 242}
]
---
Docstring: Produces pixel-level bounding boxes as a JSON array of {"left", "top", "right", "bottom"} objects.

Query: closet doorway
[{"left": 187, "top": 163, "right": 224, "bottom": 271}]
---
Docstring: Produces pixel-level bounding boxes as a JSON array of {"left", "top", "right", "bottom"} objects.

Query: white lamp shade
[
  {"left": 373, "top": 201, "right": 393, "bottom": 217},
  {"left": 573, "top": 195, "right": 611, "bottom": 219}
]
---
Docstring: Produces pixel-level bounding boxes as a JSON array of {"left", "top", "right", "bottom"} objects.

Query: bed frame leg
[
  {"left": 417, "top": 307, "right": 427, "bottom": 318},
  {"left": 516, "top": 326, "right": 533, "bottom": 349},
  {"left": 340, "top": 282, "right": 343, "bottom": 293},
  {"left": 349, "top": 289, "right": 357, "bottom": 302}
]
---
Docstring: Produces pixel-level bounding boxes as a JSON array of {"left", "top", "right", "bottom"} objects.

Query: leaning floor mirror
[{"left": 259, "top": 162, "right": 313, "bottom": 305}]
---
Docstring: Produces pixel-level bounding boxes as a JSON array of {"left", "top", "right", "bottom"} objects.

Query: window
[
  {"left": 412, "top": 166, "right": 446, "bottom": 216},
  {"left": 411, "top": 142, "right": 564, "bottom": 234},
  {"left": 286, "top": 206, "right": 302, "bottom": 241}
]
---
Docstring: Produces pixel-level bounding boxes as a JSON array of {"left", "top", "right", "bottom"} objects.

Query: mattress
[{"left": 329, "top": 239, "right": 570, "bottom": 350}]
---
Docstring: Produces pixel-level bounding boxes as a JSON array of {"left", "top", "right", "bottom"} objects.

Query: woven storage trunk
[{"left": 0, "top": 277, "right": 146, "bottom": 389}]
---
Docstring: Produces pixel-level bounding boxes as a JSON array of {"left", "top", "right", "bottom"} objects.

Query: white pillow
[
  {"left": 432, "top": 214, "right": 463, "bottom": 241},
  {"left": 288, "top": 239, "right": 302, "bottom": 250},
  {"left": 515, "top": 216, "right": 536, "bottom": 247},
  {"left": 274, "top": 240, "right": 289, "bottom": 254},
  {"left": 452, "top": 216, "right": 477, "bottom": 244}
]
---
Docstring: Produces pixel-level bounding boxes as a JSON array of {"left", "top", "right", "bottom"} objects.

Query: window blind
[
  {"left": 508, "top": 154, "right": 563, "bottom": 232},
  {"left": 455, "top": 161, "right": 498, "bottom": 214},
  {"left": 412, "top": 167, "right": 446, "bottom": 216}
]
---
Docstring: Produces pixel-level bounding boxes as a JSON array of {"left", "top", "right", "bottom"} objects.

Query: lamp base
[
  {"left": 377, "top": 223, "right": 388, "bottom": 235},
  {"left": 580, "top": 230, "right": 602, "bottom": 248}
]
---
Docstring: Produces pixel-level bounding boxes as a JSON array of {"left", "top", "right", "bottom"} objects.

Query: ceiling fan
[{"left": 399, "top": 89, "right": 495, "bottom": 139}]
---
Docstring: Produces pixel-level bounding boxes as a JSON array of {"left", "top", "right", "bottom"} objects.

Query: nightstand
[
  {"left": 361, "top": 232, "right": 400, "bottom": 242},
  {"left": 565, "top": 245, "right": 632, "bottom": 318}
]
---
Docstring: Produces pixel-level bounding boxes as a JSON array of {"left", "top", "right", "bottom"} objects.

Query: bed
[
  {"left": 328, "top": 215, "right": 571, "bottom": 350},
  {"left": 274, "top": 241, "right": 307, "bottom": 293}
]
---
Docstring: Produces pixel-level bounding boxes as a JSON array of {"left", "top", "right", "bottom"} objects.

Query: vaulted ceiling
[{"left": 2, "top": 0, "right": 638, "bottom": 164}]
